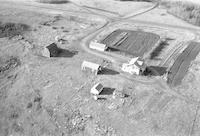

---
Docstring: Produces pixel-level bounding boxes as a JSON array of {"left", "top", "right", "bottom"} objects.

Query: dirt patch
[
  {"left": 101, "top": 29, "right": 160, "bottom": 56},
  {"left": 0, "top": 57, "right": 21, "bottom": 74},
  {"left": 36, "top": 0, "right": 70, "bottom": 4},
  {"left": 0, "top": 22, "right": 30, "bottom": 38},
  {"left": 167, "top": 42, "right": 200, "bottom": 87}
]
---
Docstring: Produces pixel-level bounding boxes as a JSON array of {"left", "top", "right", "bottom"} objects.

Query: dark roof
[{"left": 95, "top": 83, "right": 103, "bottom": 91}]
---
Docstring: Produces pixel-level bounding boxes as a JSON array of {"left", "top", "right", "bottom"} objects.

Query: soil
[
  {"left": 167, "top": 42, "right": 200, "bottom": 87},
  {"left": 101, "top": 29, "right": 160, "bottom": 56}
]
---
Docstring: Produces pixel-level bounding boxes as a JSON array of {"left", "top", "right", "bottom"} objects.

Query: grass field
[
  {"left": 159, "top": 0, "right": 200, "bottom": 26},
  {"left": 101, "top": 29, "right": 160, "bottom": 56},
  {"left": 167, "top": 42, "right": 200, "bottom": 87}
]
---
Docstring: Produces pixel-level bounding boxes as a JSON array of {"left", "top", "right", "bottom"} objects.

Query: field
[
  {"left": 101, "top": 29, "right": 160, "bottom": 56},
  {"left": 159, "top": 0, "right": 200, "bottom": 26},
  {"left": 71, "top": 0, "right": 153, "bottom": 16},
  {"left": 167, "top": 42, "right": 200, "bottom": 87}
]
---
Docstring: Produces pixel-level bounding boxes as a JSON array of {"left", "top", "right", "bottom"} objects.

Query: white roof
[
  {"left": 82, "top": 61, "right": 100, "bottom": 70},
  {"left": 90, "top": 41, "right": 107, "bottom": 48},
  {"left": 90, "top": 83, "right": 104, "bottom": 95},
  {"left": 129, "top": 57, "right": 139, "bottom": 65},
  {"left": 129, "top": 57, "right": 143, "bottom": 66}
]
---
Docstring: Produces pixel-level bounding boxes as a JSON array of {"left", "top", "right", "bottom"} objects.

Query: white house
[
  {"left": 89, "top": 41, "right": 107, "bottom": 52},
  {"left": 90, "top": 83, "right": 104, "bottom": 95},
  {"left": 90, "top": 83, "right": 104, "bottom": 100},
  {"left": 121, "top": 57, "right": 146, "bottom": 75},
  {"left": 81, "top": 61, "right": 101, "bottom": 75}
]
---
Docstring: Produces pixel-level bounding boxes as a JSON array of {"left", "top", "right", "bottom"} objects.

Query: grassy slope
[{"left": 159, "top": 0, "right": 200, "bottom": 26}]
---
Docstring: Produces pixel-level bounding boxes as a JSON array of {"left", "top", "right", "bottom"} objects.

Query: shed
[
  {"left": 81, "top": 61, "right": 101, "bottom": 75},
  {"left": 90, "top": 83, "right": 104, "bottom": 95},
  {"left": 89, "top": 41, "right": 107, "bottom": 52},
  {"left": 46, "top": 43, "right": 59, "bottom": 57}
]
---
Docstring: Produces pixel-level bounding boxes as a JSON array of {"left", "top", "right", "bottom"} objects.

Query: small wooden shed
[
  {"left": 46, "top": 43, "right": 59, "bottom": 57},
  {"left": 90, "top": 83, "right": 104, "bottom": 95},
  {"left": 81, "top": 61, "right": 101, "bottom": 75}
]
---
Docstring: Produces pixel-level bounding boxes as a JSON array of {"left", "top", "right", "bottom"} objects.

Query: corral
[
  {"left": 167, "top": 42, "right": 200, "bottom": 87},
  {"left": 101, "top": 29, "right": 160, "bottom": 56}
]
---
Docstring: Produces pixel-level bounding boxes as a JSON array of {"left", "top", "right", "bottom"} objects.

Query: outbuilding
[
  {"left": 89, "top": 41, "right": 107, "bottom": 52},
  {"left": 42, "top": 43, "right": 59, "bottom": 57},
  {"left": 81, "top": 61, "right": 101, "bottom": 75},
  {"left": 90, "top": 83, "right": 104, "bottom": 100},
  {"left": 90, "top": 83, "right": 104, "bottom": 95}
]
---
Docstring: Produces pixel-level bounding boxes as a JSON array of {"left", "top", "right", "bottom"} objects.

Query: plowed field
[
  {"left": 167, "top": 42, "right": 200, "bottom": 86},
  {"left": 101, "top": 29, "right": 160, "bottom": 56}
]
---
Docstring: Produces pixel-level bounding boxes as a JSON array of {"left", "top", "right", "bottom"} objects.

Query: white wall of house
[
  {"left": 89, "top": 41, "right": 107, "bottom": 52},
  {"left": 81, "top": 61, "right": 101, "bottom": 75}
]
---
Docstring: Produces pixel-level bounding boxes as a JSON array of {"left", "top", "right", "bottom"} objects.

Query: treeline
[{"left": 159, "top": 1, "right": 200, "bottom": 26}]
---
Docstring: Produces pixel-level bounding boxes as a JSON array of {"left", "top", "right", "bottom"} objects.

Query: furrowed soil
[
  {"left": 167, "top": 42, "right": 200, "bottom": 87},
  {"left": 101, "top": 29, "right": 160, "bottom": 56}
]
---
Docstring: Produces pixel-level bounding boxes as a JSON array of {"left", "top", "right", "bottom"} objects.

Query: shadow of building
[
  {"left": 99, "top": 87, "right": 115, "bottom": 95},
  {"left": 143, "top": 66, "right": 167, "bottom": 76},
  {"left": 98, "top": 67, "right": 119, "bottom": 75},
  {"left": 46, "top": 43, "right": 78, "bottom": 58}
]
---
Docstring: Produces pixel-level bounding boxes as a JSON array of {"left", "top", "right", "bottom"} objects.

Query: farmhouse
[
  {"left": 89, "top": 41, "right": 107, "bottom": 52},
  {"left": 81, "top": 61, "right": 101, "bottom": 75},
  {"left": 121, "top": 57, "right": 146, "bottom": 75}
]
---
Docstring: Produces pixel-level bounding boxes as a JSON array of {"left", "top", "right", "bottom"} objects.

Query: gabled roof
[
  {"left": 135, "top": 61, "right": 146, "bottom": 70},
  {"left": 127, "top": 57, "right": 145, "bottom": 70},
  {"left": 95, "top": 83, "right": 104, "bottom": 91}
]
